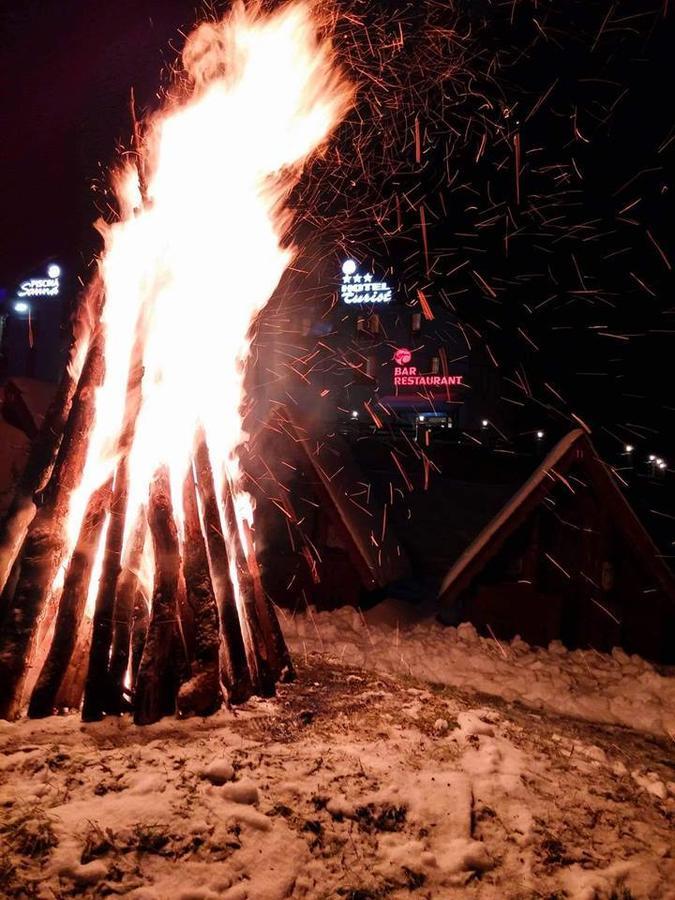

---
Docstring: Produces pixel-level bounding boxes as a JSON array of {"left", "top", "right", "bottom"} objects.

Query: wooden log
[
  {"left": 82, "top": 460, "right": 130, "bottom": 721},
  {"left": 241, "top": 516, "right": 295, "bottom": 682},
  {"left": 27, "top": 480, "right": 112, "bottom": 718},
  {"left": 0, "top": 331, "right": 104, "bottom": 720},
  {"left": 82, "top": 330, "right": 144, "bottom": 721},
  {"left": 130, "top": 589, "right": 149, "bottom": 691},
  {"left": 133, "top": 467, "right": 181, "bottom": 725},
  {"left": 107, "top": 507, "right": 147, "bottom": 713},
  {"left": 220, "top": 477, "right": 276, "bottom": 697},
  {"left": 193, "top": 434, "right": 252, "bottom": 703},
  {"left": 0, "top": 554, "right": 22, "bottom": 626},
  {"left": 176, "top": 466, "right": 223, "bottom": 718},
  {"left": 0, "top": 278, "right": 103, "bottom": 596},
  {"left": 54, "top": 617, "right": 93, "bottom": 711}
]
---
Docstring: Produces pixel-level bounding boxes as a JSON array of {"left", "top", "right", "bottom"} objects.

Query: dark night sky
[
  {"left": 0, "top": 0, "right": 198, "bottom": 286},
  {"left": 1, "top": 0, "right": 673, "bottom": 469}
]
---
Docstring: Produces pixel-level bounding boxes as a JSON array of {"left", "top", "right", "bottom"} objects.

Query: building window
[{"left": 357, "top": 314, "right": 379, "bottom": 337}]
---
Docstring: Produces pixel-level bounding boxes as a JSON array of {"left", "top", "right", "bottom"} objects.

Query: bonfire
[{"left": 0, "top": 1, "right": 352, "bottom": 725}]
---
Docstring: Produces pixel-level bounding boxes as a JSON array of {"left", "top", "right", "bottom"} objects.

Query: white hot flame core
[{"left": 66, "top": 2, "right": 351, "bottom": 568}]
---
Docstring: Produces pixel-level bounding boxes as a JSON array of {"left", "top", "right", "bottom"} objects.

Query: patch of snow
[{"left": 284, "top": 601, "right": 675, "bottom": 737}]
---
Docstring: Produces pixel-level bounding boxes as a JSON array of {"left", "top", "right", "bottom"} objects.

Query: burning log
[
  {"left": 83, "top": 326, "right": 145, "bottom": 721},
  {"left": 193, "top": 434, "right": 253, "bottom": 703},
  {"left": 107, "top": 506, "right": 147, "bottom": 713},
  {"left": 0, "top": 279, "right": 102, "bottom": 596},
  {"left": 220, "top": 478, "right": 276, "bottom": 697},
  {"left": 241, "top": 517, "right": 295, "bottom": 683},
  {"left": 133, "top": 467, "right": 182, "bottom": 725},
  {"left": 176, "top": 466, "right": 223, "bottom": 717},
  {"left": 54, "top": 617, "right": 92, "bottom": 711},
  {"left": 81, "top": 459, "right": 130, "bottom": 721},
  {"left": 130, "top": 590, "right": 149, "bottom": 691},
  {"left": 0, "top": 331, "right": 104, "bottom": 720},
  {"left": 27, "top": 480, "right": 112, "bottom": 718}
]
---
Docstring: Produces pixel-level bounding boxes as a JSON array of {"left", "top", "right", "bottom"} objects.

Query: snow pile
[{"left": 282, "top": 601, "right": 675, "bottom": 738}]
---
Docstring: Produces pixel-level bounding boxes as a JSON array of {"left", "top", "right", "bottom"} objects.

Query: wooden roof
[
  {"left": 268, "top": 405, "right": 412, "bottom": 591},
  {"left": 438, "top": 428, "right": 675, "bottom": 610}
]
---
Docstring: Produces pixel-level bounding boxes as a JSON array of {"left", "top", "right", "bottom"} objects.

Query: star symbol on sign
[
  {"left": 364, "top": 273, "right": 373, "bottom": 282},
  {"left": 343, "top": 275, "right": 352, "bottom": 283},
  {"left": 353, "top": 274, "right": 362, "bottom": 283}
]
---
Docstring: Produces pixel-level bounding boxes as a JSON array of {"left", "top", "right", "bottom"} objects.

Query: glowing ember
[{"left": 68, "top": 1, "right": 352, "bottom": 592}]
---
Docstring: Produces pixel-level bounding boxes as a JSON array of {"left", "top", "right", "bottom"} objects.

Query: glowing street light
[
  {"left": 47, "top": 264, "right": 61, "bottom": 279},
  {"left": 481, "top": 419, "right": 489, "bottom": 428},
  {"left": 536, "top": 430, "right": 544, "bottom": 440},
  {"left": 625, "top": 444, "right": 633, "bottom": 453},
  {"left": 14, "top": 301, "right": 29, "bottom": 314},
  {"left": 648, "top": 454, "right": 656, "bottom": 462},
  {"left": 350, "top": 410, "right": 358, "bottom": 419}
]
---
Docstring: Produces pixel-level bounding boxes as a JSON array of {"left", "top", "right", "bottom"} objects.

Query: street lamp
[
  {"left": 14, "top": 301, "right": 29, "bottom": 314},
  {"left": 536, "top": 430, "right": 544, "bottom": 440}
]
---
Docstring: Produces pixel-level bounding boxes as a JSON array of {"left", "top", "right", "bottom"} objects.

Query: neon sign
[
  {"left": 17, "top": 264, "right": 61, "bottom": 298},
  {"left": 393, "top": 347, "right": 412, "bottom": 366},
  {"left": 392, "top": 348, "right": 463, "bottom": 388},
  {"left": 340, "top": 259, "right": 392, "bottom": 305}
]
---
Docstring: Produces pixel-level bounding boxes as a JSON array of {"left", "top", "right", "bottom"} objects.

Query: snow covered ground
[
  {"left": 0, "top": 654, "right": 673, "bottom": 899},
  {"left": 281, "top": 601, "right": 675, "bottom": 739}
]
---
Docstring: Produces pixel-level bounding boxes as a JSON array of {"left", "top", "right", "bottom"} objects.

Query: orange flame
[{"left": 65, "top": 1, "right": 352, "bottom": 598}]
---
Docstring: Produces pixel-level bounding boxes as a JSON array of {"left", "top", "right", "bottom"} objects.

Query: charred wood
[
  {"left": 28, "top": 480, "right": 111, "bottom": 718},
  {"left": 107, "top": 507, "right": 147, "bottom": 714},
  {"left": 0, "top": 332, "right": 104, "bottom": 720},
  {"left": 193, "top": 434, "right": 252, "bottom": 704},
  {"left": 133, "top": 467, "right": 182, "bottom": 725},
  {"left": 177, "top": 466, "right": 222, "bottom": 718}
]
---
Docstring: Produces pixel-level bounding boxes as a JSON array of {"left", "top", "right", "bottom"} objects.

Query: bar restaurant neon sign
[{"left": 393, "top": 348, "right": 463, "bottom": 387}]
